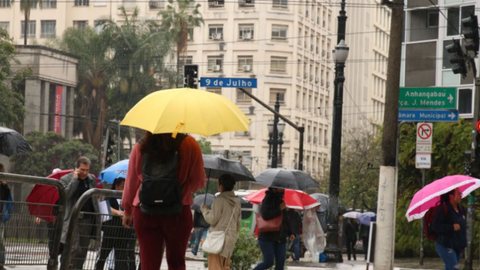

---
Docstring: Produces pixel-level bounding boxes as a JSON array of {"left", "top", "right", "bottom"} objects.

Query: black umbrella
[
  {"left": 203, "top": 154, "right": 255, "bottom": 182},
  {"left": 255, "top": 168, "right": 318, "bottom": 190},
  {"left": 192, "top": 193, "right": 215, "bottom": 212},
  {"left": 0, "top": 127, "right": 32, "bottom": 157}
]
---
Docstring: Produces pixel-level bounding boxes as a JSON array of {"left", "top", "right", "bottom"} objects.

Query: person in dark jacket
[
  {"left": 343, "top": 218, "right": 358, "bottom": 260},
  {"left": 431, "top": 188, "right": 466, "bottom": 270},
  {"left": 253, "top": 188, "right": 299, "bottom": 270},
  {"left": 190, "top": 210, "right": 209, "bottom": 256},
  {"left": 95, "top": 177, "right": 136, "bottom": 270}
]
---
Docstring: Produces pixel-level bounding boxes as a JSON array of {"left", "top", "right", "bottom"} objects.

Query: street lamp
[{"left": 324, "top": 38, "right": 349, "bottom": 263}]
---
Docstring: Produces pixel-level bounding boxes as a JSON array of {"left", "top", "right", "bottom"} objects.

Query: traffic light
[
  {"left": 445, "top": 39, "right": 467, "bottom": 77},
  {"left": 471, "top": 120, "right": 480, "bottom": 177},
  {"left": 184, "top": 64, "right": 199, "bottom": 88},
  {"left": 461, "top": 14, "right": 479, "bottom": 56},
  {"left": 105, "top": 134, "right": 115, "bottom": 167}
]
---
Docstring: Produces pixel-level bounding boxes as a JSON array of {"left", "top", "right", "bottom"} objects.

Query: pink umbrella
[
  {"left": 406, "top": 175, "right": 480, "bottom": 222},
  {"left": 244, "top": 188, "right": 320, "bottom": 210}
]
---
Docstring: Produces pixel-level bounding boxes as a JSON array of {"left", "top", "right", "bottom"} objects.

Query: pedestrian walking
[
  {"left": 95, "top": 177, "right": 136, "bottom": 270},
  {"left": 287, "top": 209, "right": 302, "bottom": 262},
  {"left": 190, "top": 210, "right": 209, "bottom": 257},
  {"left": 343, "top": 218, "right": 358, "bottom": 260},
  {"left": 0, "top": 164, "right": 12, "bottom": 270},
  {"left": 201, "top": 174, "right": 241, "bottom": 270},
  {"left": 122, "top": 132, "right": 205, "bottom": 270},
  {"left": 253, "top": 187, "right": 299, "bottom": 270},
  {"left": 59, "top": 156, "right": 99, "bottom": 270},
  {"left": 431, "top": 188, "right": 466, "bottom": 270},
  {"left": 359, "top": 223, "right": 369, "bottom": 260}
]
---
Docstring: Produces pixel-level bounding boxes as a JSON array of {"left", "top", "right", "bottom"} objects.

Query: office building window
[
  {"left": 239, "top": 24, "right": 254, "bottom": 40},
  {"left": 208, "top": 25, "right": 223, "bottom": 40},
  {"left": 41, "top": 20, "right": 56, "bottom": 38},
  {"left": 149, "top": 0, "right": 164, "bottom": 9},
  {"left": 0, "top": 22, "right": 9, "bottom": 31},
  {"left": 272, "top": 0, "right": 287, "bottom": 9},
  {"left": 41, "top": 0, "right": 56, "bottom": 8},
  {"left": 238, "top": 55, "right": 253, "bottom": 72},
  {"left": 20, "top": 20, "right": 36, "bottom": 38},
  {"left": 208, "top": 0, "right": 224, "bottom": 8},
  {"left": 74, "top": 0, "right": 89, "bottom": 6},
  {"left": 0, "top": 0, "right": 11, "bottom": 7},
  {"left": 179, "top": 56, "right": 193, "bottom": 66},
  {"left": 207, "top": 56, "right": 223, "bottom": 72},
  {"left": 271, "top": 25, "right": 287, "bottom": 40},
  {"left": 269, "top": 88, "right": 286, "bottom": 105},
  {"left": 73, "top": 20, "right": 88, "bottom": 29},
  {"left": 239, "top": 0, "right": 254, "bottom": 7},
  {"left": 270, "top": 56, "right": 287, "bottom": 73},
  {"left": 236, "top": 88, "right": 252, "bottom": 104}
]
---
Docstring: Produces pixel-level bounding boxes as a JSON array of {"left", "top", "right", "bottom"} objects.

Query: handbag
[
  {"left": 201, "top": 207, "right": 237, "bottom": 254},
  {"left": 256, "top": 212, "right": 283, "bottom": 233}
]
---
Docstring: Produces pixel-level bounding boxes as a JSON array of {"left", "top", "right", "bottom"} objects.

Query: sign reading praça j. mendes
[{"left": 399, "top": 87, "right": 457, "bottom": 110}]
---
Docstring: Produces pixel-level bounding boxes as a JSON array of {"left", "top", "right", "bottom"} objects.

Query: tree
[
  {"left": 339, "top": 128, "right": 381, "bottom": 210},
  {"left": 57, "top": 27, "right": 115, "bottom": 149},
  {"left": 17, "top": 0, "right": 41, "bottom": 45},
  {"left": 197, "top": 137, "right": 212, "bottom": 154},
  {"left": 11, "top": 131, "right": 100, "bottom": 176},
  {"left": 0, "top": 29, "right": 29, "bottom": 129},
  {"left": 159, "top": 0, "right": 203, "bottom": 85}
]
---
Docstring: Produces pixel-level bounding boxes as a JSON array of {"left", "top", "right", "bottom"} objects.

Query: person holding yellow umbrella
[{"left": 120, "top": 88, "right": 250, "bottom": 270}]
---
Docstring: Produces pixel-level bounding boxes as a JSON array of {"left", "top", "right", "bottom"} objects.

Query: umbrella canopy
[
  {"left": 255, "top": 168, "right": 317, "bottom": 190},
  {"left": 0, "top": 127, "right": 32, "bottom": 157},
  {"left": 26, "top": 169, "right": 73, "bottom": 223},
  {"left": 343, "top": 211, "right": 362, "bottom": 219},
  {"left": 358, "top": 212, "right": 376, "bottom": 225},
  {"left": 310, "top": 193, "right": 329, "bottom": 212},
  {"left": 192, "top": 193, "right": 215, "bottom": 212},
  {"left": 406, "top": 175, "right": 480, "bottom": 222},
  {"left": 120, "top": 88, "right": 250, "bottom": 136},
  {"left": 203, "top": 154, "right": 255, "bottom": 182},
  {"left": 244, "top": 188, "right": 320, "bottom": 210},
  {"left": 100, "top": 159, "right": 129, "bottom": 184}
]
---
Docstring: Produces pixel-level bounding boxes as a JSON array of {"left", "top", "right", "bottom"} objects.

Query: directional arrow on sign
[{"left": 448, "top": 94, "right": 454, "bottom": 103}]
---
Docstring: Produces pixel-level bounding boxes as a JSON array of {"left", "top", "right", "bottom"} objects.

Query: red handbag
[{"left": 256, "top": 213, "right": 283, "bottom": 233}]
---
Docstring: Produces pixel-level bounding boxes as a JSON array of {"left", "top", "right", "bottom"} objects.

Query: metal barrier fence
[{"left": 0, "top": 172, "right": 66, "bottom": 270}]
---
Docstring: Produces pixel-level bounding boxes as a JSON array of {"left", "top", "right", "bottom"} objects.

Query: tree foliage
[
  {"left": 11, "top": 131, "right": 100, "bottom": 177},
  {"left": 0, "top": 29, "right": 28, "bottom": 129},
  {"left": 394, "top": 120, "right": 480, "bottom": 257},
  {"left": 339, "top": 128, "right": 381, "bottom": 211}
]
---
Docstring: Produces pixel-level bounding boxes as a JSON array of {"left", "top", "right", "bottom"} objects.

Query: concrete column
[
  {"left": 40, "top": 81, "right": 50, "bottom": 133},
  {"left": 23, "top": 79, "right": 42, "bottom": 135}
]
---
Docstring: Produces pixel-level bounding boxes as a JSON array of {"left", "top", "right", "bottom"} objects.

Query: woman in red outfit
[{"left": 121, "top": 132, "right": 206, "bottom": 270}]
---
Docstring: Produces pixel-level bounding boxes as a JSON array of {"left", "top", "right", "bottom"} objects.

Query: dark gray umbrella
[
  {"left": 192, "top": 193, "right": 215, "bottom": 212},
  {"left": 202, "top": 154, "right": 255, "bottom": 181},
  {"left": 0, "top": 127, "right": 32, "bottom": 157},
  {"left": 255, "top": 168, "right": 318, "bottom": 190},
  {"left": 310, "top": 193, "right": 329, "bottom": 212}
]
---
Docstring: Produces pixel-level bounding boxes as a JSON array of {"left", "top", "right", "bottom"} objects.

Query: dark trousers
[
  {"left": 66, "top": 216, "right": 95, "bottom": 270},
  {"left": 133, "top": 206, "right": 192, "bottom": 270},
  {"left": 95, "top": 219, "right": 136, "bottom": 270},
  {"left": 253, "top": 239, "right": 286, "bottom": 270},
  {"left": 345, "top": 238, "right": 356, "bottom": 260},
  {"left": 362, "top": 236, "right": 368, "bottom": 260}
]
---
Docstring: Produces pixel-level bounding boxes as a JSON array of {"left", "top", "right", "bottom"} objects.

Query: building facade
[{"left": 402, "top": 0, "right": 476, "bottom": 117}]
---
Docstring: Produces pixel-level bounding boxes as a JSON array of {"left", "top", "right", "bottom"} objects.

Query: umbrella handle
[{"left": 204, "top": 169, "right": 211, "bottom": 206}]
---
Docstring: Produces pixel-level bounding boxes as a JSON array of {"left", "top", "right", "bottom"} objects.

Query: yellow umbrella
[{"left": 120, "top": 88, "right": 250, "bottom": 136}]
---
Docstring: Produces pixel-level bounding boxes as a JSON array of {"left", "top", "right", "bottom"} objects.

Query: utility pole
[{"left": 374, "top": 0, "right": 403, "bottom": 269}]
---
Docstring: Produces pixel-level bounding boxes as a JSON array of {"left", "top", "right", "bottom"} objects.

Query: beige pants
[{"left": 208, "top": 254, "right": 231, "bottom": 270}]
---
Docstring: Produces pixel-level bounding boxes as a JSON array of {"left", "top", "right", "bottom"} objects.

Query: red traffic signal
[{"left": 476, "top": 120, "right": 480, "bottom": 133}]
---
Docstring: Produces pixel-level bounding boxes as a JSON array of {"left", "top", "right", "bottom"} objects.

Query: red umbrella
[
  {"left": 26, "top": 170, "right": 103, "bottom": 222},
  {"left": 244, "top": 188, "right": 320, "bottom": 210},
  {"left": 26, "top": 169, "right": 72, "bottom": 223}
]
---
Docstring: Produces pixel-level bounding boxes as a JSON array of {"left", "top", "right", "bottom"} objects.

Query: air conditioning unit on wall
[
  {"left": 212, "top": 33, "right": 222, "bottom": 40},
  {"left": 214, "top": 65, "right": 221, "bottom": 72},
  {"left": 243, "top": 65, "right": 252, "bottom": 72}
]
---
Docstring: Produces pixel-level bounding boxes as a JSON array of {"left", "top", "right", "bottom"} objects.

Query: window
[
  {"left": 41, "top": 20, "right": 56, "bottom": 38},
  {"left": 41, "top": 0, "right": 56, "bottom": 8},
  {"left": 269, "top": 88, "right": 286, "bottom": 104},
  {"left": 270, "top": 56, "right": 287, "bottom": 73},
  {"left": 236, "top": 88, "right": 252, "bottom": 104},
  {"left": 208, "top": 0, "right": 224, "bottom": 8},
  {"left": 0, "top": 22, "right": 8, "bottom": 31},
  {"left": 272, "top": 0, "right": 287, "bottom": 9},
  {"left": 239, "top": 24, "right": 254, "bottom": 40},
  {"left": 20, "top": 20, "right": 36, "bottom": 38},
  {"left": 207, "top": 56, "right": 223, "bottom": 72},
  {"left": 208, "top": 25, "right": 223, "bottom": 40},
  {"left": 187, "top": 28, "right": 193, "bottom": 41},
  {"left": 94, "top": 20, "right": 107, "bottom": 32},
  {"left": 149, "top": 0, "right": 164, "bottom": 9},
  {"left": 272, "top": 25, "right": 287, "bottom": 40},
  {"left": 207, "top": 88, "right": 221, "bottom": 95},
  {"left": 73, "top": 20, "right": 88, "bottom": 29},
  {"left": 238, "top": 55, "right": 253, "bottom": 72},
  {"left": 0, "top": 0, "right": 11, "bottom": 7},
  {"left": 447, "top": 5, "right": 474, "bottom": 36},
  {"left": 74, "top": 0, "right": 89, "bottom": 6},
  {"left": 426, "top": 10, "right": 438, "bottom": 28},
  {"left": 179, "top": 56, "right": 193, "bottom": 66},
  {"left": 239, "top": 0, "right": 254, "bottom": 7}
]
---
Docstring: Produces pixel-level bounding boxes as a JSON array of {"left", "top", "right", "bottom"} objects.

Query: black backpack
[{"left": 139, "top": 135, "right": 185, "bottom": 215}]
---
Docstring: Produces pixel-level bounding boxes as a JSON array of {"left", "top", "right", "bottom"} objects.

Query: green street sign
[{"left": 399, "top": 87, "right": 457, "bottom": 109}]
